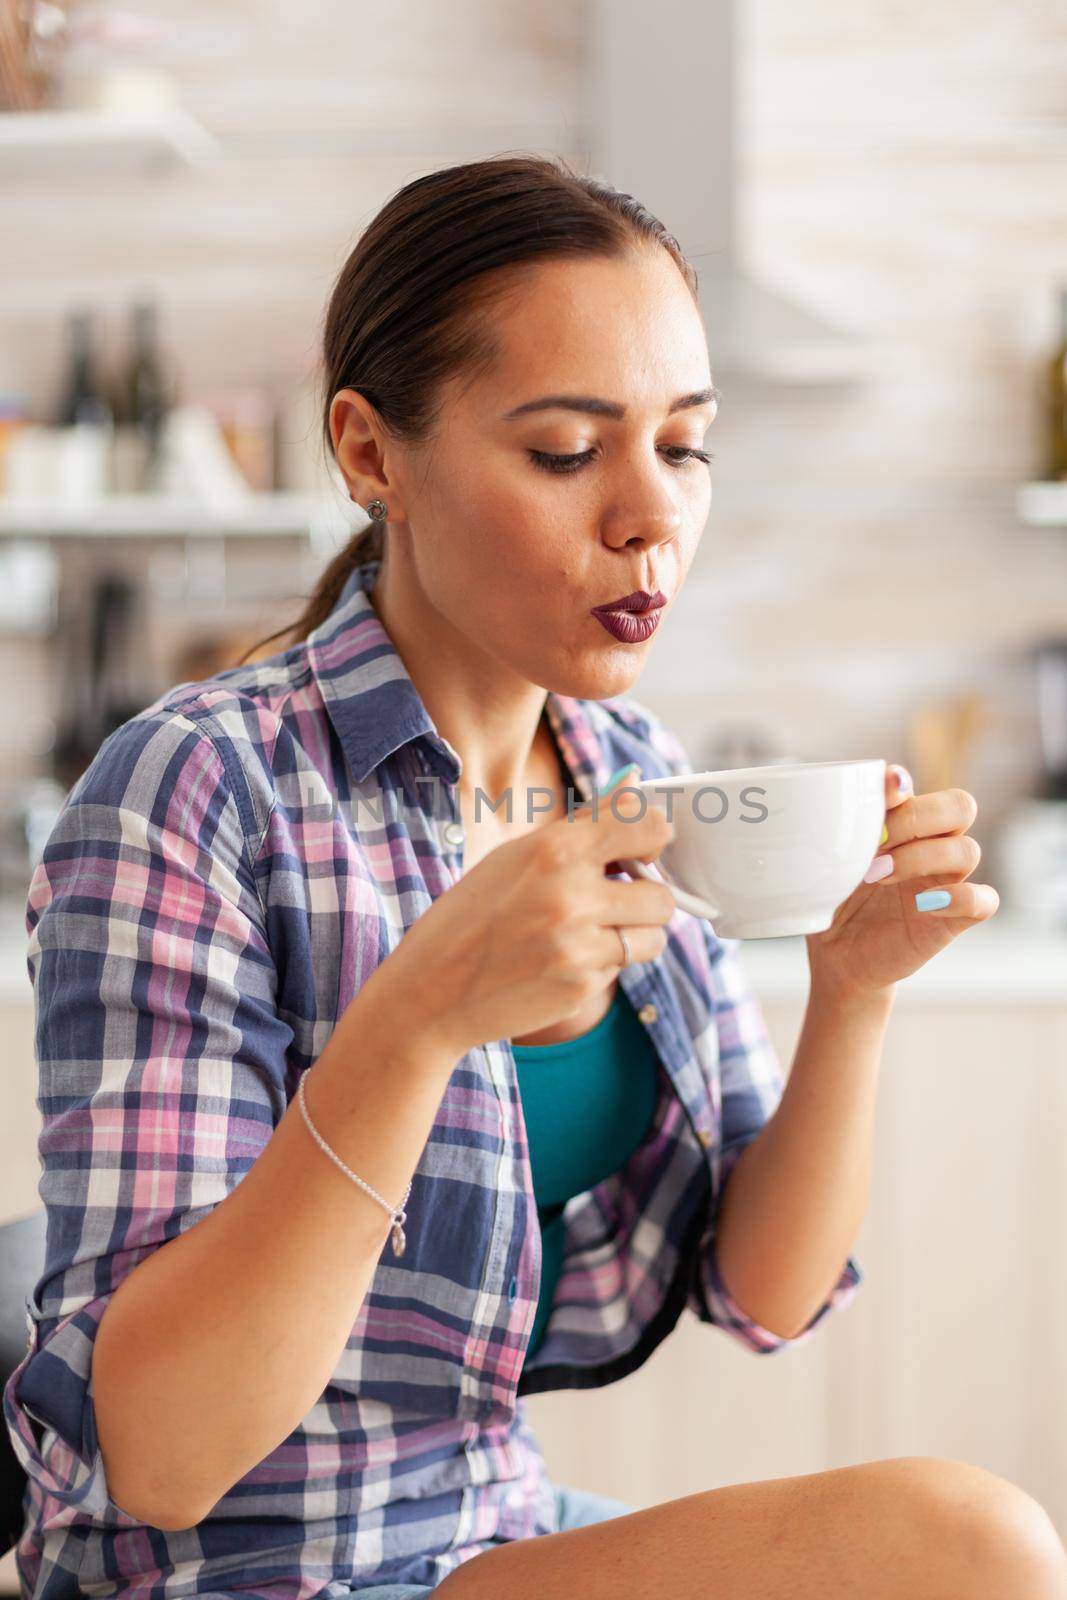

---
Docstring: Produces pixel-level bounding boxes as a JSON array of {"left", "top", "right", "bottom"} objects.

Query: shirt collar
[{"left": 306, "top": 556, "right": 611, "bottom": 798}]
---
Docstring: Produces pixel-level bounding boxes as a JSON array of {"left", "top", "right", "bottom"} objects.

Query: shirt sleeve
[
  {"left": 1, "top": 708, "right": 292, "bottom": 1522},
  {"left": 624, "top": 696, "right": 864, "bottom": 1353}
]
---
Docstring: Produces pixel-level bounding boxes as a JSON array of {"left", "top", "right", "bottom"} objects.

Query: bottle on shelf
[
  {"left": 54, "top": 309, "right": 113, "bottom": 430},
  {"left": 1045, "top": 284, "right": 1067, "bottom": 483},
  {"left": 52, "top": 308, "right": 114, "bottom": 500},
  {"left": 111, "top": 298, "right": 178, "bottom": 492}
]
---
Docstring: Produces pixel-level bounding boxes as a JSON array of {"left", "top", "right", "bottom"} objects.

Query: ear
[{"left": 329, "top": 388, "right": 407, "bottom": 517}]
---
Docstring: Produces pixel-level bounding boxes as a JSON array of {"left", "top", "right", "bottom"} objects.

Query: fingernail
[
  {"left": 863, "top": 854, "right": 894, "bottom": 884},
  {"left": 915, "top": 889, "right": 951, "bottom": 912},
  {"left": 880, "top": 823, "right": 890, "bottom": 844},
  {"left": 598, "top": 763, "right": 641, "bottom": 797},
  {"left": 892, "top": 766, "right": 913, "bottom": 793}
]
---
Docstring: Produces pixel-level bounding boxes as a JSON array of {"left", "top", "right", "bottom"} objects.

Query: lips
[
  {"left": 593, "top": 589, "right": 668, "bottom": 614},
  {"left": 590, "top": 589, "right": 667, "bottom": 644}
]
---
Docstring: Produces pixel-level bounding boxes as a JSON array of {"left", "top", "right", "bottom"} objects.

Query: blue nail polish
[
  {"left": 598, "top": 763, "right": 640, "bottom": 796},
  {"left": 915, "top": 889, "right": 951, "bottom": 912}
]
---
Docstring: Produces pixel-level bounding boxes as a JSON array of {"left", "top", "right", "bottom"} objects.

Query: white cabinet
[
  {"left": 525, "top": 956, "right": 1067, "bottom": 1545},
  {"left": 1, "top": 1005, "right": 39, "bottom": 1225}
]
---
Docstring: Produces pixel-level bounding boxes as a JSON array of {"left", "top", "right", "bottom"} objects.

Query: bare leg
[{"left": 434, "top": 1456, "right": 1067, "bottom": 1600}]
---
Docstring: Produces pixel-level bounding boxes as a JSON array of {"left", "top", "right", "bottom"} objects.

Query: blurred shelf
[
  {"left": 740, "top": 910, "right": 1067, "bottom": 1008},
  {"left": 0, "top": 900, "right": 1062, "bottom": 1008},
  {"left": 214, "top": 121, "right": 590, "bottom": 162},
  {"left": 0, "top": 492, "right": 359, "bottom": 540},
  {"left": 1017, "top": 481, "right": 1067, "bottom": 527},
  {"left": 0, "top": 107, "right": 221, "bottom": 175},
  {"left": 718, "top": 478, "right": 1012, "bottom": 522}
]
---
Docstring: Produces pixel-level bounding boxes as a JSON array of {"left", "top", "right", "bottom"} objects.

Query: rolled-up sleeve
[
  {"left": 687, "top": 933, "right": 864, "bottom": 1353},
  {"left": 1, "top": 708, "right": 292, "bottom": 1520},
  {"left": 626, "top": 697, "right": 864, "bottom": 1353}
]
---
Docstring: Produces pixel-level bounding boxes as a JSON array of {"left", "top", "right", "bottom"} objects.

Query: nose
[
  {"left": 601, "top": 463, "right": 688, "bottom": 551},
  {"left": 602, "top": 503, "right": 684, "bottom": 551}
]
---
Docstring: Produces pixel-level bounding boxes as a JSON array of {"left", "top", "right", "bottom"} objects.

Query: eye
[
  {"left": 528, "top": 447, "right": 714, "bottom": 475},
  {"left": 528, "top": 449, "right": 595, "bottom": 474}
]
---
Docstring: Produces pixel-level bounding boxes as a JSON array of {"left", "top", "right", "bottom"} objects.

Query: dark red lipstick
[{"left": 590, "top": 589, "right": 667, "bottom": 644}]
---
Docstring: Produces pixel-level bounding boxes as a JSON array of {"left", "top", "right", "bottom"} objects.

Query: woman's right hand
[{"left": 383, "top": 776, "right": 678, "bottom": 1058}]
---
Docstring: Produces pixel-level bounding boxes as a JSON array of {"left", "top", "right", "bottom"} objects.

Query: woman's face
[{"left": 389, "top": 246, "right": 717, "bottom": 701}]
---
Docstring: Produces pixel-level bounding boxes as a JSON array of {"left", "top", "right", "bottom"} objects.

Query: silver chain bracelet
[{"left": 297, "top": 1068, "right": 414, "bottom": 1257}]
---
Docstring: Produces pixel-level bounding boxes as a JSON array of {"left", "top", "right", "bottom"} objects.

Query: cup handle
[{"left": 614, "top": 856, "right": 723, "bottom": 922}]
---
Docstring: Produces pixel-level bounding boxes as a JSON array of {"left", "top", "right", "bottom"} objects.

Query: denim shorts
[{"left": 355, "top": 1482, "right": 637, "bottom": 1596}]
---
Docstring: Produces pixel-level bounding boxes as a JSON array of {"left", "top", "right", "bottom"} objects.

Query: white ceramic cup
[{"left": 611, "top": 759, "right": 887, "bottom": 939}]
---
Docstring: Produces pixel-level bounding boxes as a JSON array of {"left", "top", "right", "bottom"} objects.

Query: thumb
[
  {"left": 595, "top": 761, "right": 642, "bottom": 798},
  {"left": 589, "top": 762, "right": 643, "bottom": 872}
]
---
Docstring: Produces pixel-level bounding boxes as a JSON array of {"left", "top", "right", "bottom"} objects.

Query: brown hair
[{"left": 246, "top": 152, "right": 698, "bottom": 659}]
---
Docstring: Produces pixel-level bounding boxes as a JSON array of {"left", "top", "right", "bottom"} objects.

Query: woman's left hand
[{"left": 805, "top": 764, "right": 1000, "bottom": 1004}]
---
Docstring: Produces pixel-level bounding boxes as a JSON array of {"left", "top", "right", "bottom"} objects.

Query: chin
[{"left": 541, "top": 650, "right": 649, "bottom": 703}]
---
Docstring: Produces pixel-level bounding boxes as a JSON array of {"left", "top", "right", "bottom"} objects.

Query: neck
[{"left": 369, "top": 540, "right": 550, "bottom": 806}]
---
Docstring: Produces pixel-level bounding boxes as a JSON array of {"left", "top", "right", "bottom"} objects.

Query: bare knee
[{"left": 868, "top": 1455, "right": 1067, "bottom": 1599}]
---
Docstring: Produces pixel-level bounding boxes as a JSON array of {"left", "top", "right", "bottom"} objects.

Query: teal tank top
[{"left": 511, "top": 985, "right": 660, "bottom": 1361}]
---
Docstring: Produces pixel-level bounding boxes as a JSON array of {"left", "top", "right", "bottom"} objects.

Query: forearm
[
  {"left": 93, "top": 960, "right": 459, "bottom": 1531},
  {"left": 712, "top": 983, "right": 894, "bottom": 1339}
]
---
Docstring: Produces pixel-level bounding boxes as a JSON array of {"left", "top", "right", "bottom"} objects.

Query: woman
[{"left": 4, "top": 154, "right": 1061, "bottom": 1600}]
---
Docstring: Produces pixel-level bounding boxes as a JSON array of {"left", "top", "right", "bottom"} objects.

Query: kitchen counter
[
  {"left": 740, "top": 909, "right": 1067, "bottom": 1007},
  {"left": 0, "top": 902, "right": 1063, "bottom": 1010},
  {"left": 0, "top": 904, "right": 29, "bottom": 1005}
]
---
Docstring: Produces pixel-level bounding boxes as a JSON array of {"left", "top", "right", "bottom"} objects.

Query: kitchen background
[{"left": 1, "top": 0, "right": 1066, "bottom": 1586}]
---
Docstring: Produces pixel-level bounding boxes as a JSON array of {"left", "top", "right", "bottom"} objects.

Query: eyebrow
[{"left": 501, "top": 385, "right": 720, "bottom": 422}]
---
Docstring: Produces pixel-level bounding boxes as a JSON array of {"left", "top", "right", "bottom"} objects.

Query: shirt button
[
  {"left": 442, "top": 821, "right": 464, "bottom": 848},
  {"left": 507, "top": 1275, "right": 518, "bottom": 1304},
  {"left": 697, "top": 1128, "right": 714, "bottom": 1149},
  {"left": 637, "top": 1002, "right": 658, "bottom": 1025}
]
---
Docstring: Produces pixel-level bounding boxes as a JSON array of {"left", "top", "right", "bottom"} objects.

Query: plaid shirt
[{"left": 4, "top": 556, "right": 863, "bottom": 1597}]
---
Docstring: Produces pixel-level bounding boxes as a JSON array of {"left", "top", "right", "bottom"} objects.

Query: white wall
[{"left": 1, "top": 6, "right": 1065, "bottom": 848}]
